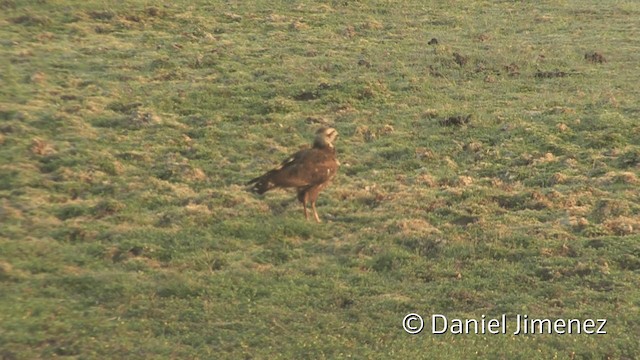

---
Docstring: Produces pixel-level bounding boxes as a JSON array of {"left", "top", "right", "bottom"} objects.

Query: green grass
[{"left": 1, "top": 0, "right": 640, "bottom": 358}]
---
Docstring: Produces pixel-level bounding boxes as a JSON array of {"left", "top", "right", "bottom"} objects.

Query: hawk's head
[{"left": 314, "top": 127, "right": 338, "bottom": 148}]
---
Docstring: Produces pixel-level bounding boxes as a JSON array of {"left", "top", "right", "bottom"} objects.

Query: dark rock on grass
[{"left": 439, "top": 114, "right": 471, "bottom": 126}]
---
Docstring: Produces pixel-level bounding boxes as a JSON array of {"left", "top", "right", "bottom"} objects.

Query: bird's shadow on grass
[{"left": 266, "top": 199, "right": 298, "bottom": 216}]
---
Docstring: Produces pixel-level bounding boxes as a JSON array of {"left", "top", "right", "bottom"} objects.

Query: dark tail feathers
[{"left": 247, "top": 172, "right": 276, "bottom": 194}]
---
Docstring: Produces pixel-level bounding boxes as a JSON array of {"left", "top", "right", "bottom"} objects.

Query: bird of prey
[{"left": 247, "top": 127, "right": 339, "bottom": 223}]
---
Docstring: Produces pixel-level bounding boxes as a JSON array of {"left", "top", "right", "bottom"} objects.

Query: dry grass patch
[
  {"left": 603, "top": 217, "right": 638, "bottom": 236},
  {"left": 456, "top": 175, "right": 474, "bottom": 187},
  {"left": 392, "top": 218, "right": 441, "bottom": 237},
  {"left": 289, "top": 20, "right": 309, "bottom": 31},
  {"left": 549, "top": 172, "right": 569, "bottom": 185},
  {"left": 533, "top": 152, "right": 557, "bottom": 165},
  {"left": 559, "top": 215, "right": 590, "bottom": 231},
  {"left": 0, "top": 199, "right": 24, "bottom": 221},
  {"left": 184, "top": 167, "right": 207, "bottom": 182},
  {"left": 416, "top": 174, "right": 438, "bottom": 187},
  {"left": 464, "top": 141, "right": 483, "bottom": 152},
  {"left": 153, "top": 178, "right": 198, "bottom": 198},
  {"left": 0, "top": 260, "right": 14, "bottom": 281},
  {"left": 184, "top": 202, "right": 212, "bottom": 215},
  {"left": 598, "top": 171, "right": 638, "bottom": 185},
  {"left": 414, "top": 147, "right": 435, "bottom": 160},
  {"left": 30, "top": 137, "right": 56, "bottom": 156}
]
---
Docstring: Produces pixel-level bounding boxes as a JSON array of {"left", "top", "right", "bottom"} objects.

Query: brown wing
[
  {"left": 270, "top": 147, "right": 338, "bottom": 189},
  {"left": 248, "top": 147, "right": 338, "bottom": 194}
]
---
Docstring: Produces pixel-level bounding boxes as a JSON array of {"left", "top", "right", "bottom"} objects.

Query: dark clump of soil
[
  {"left": 428, "top": 65, "right": 442, "bottom": 77},
  {"left": 453, "top": 52, "right": 468, "bottom": 66},
  {"left": 357, "top": 59, "right": 371, "bottom": 67},
  {"left": 107, "top": 101, "right": 143, "bottom": 113},
  {"left": 305, "top": 117, "right": 331, "bottom": 126},
  {"left": 293, "top": 90, "right": 319, "bottom": 101},
  {"left": 60, "top": 94, "right": 80, "bottom": 101},
  {"left": 1, "top": 1, "right": 17, "bottom": 10},
  {"left": 10, "top": 14, "right": 51, "bottom": 26},
  {"left": 0, "top": 350, "right": 17, "bottom": 360},
  {"left": 585, "top": 51, "right": 606, "bottom": 64},
  {"left": 505, "top": 63, "right": 520, "bottom": 76},
  {"left": 146, "top": 7, "right": 161, "bottom": 17},
  {"left": 129, "top": 246, "right": 144, "bottom": 256},
  {"left": 535, "top": 70, "right": 568, "bottom": 78},
  {"left": 440, "top": 114, "right": 471, "bottom": 126},
  {"left": 125, "top": 14, "right": 142, "bottom": 22},
  {"left": 88, "top": 10, "right": 115, "bottom": 20},
  {"left": 477, "top": 33, "right": 491, "bottom": 42},
  {"left": 452, "top": 216, "right": 480, "bottom": 226}
]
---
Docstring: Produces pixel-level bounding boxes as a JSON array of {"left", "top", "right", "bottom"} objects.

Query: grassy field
[{"left": 1, "top": 0, "right": 640, "bottom": 358}]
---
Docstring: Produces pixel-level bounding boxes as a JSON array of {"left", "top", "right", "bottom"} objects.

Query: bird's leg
[
  {"left": 311, "top": 201, "right": 321, "bottom": 223},
  {"left": 300, "top": 193, "right": 309, "bottom": 220}
]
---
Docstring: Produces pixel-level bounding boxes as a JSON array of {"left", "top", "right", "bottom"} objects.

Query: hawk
[{"left": 247, "top": 127, "right": 339, "bottom": 222}]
